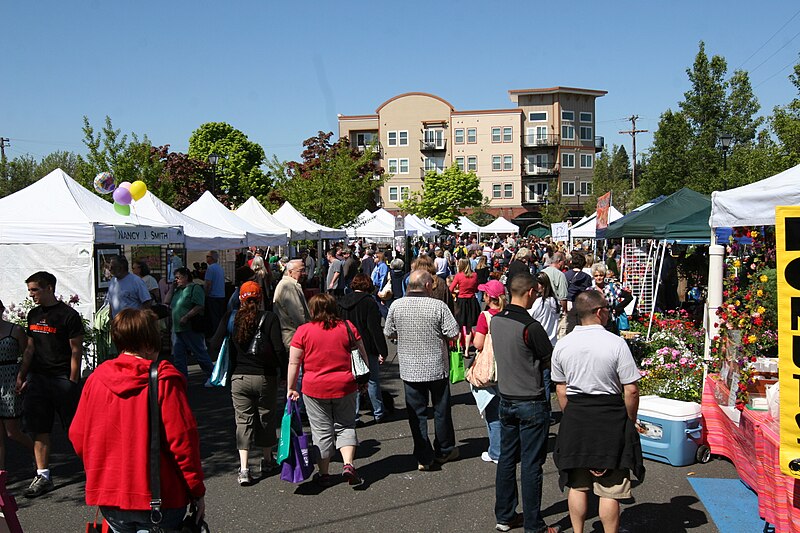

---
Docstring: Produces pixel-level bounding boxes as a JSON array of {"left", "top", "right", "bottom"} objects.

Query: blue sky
[{"left": 3, "top": 1, "right": 799, "bottom": 165}]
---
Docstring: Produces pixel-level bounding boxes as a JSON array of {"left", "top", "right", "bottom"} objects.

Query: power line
[
  {"left": 754, "top": 56, "right": 799, "bottom": 89},
  {"left": 748, "top": 28, "right": 800, "bottom": 74},
  {"left": 734, "top": 7, "right": 800, "bottom": 70}
]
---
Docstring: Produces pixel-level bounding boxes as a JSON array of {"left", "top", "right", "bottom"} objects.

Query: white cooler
[{"left": 637, "top": 395, "right": 705, "bottom": 466}]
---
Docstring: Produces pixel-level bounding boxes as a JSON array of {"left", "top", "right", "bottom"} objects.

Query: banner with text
[
  {"left": 115, "top": 225, "right": 183, "bottom": 245},
  {"left": 775, "top": 206, "right": 800, "bottom": 479},
  {"left": 596, "top": 192, "right": 612, "bottom": 231},
  {"left": 551, "top": 222, "right": 569, "bottom": 242}
]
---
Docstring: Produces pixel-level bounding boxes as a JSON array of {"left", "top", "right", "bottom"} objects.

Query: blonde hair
[
  {"left": 487, "top": 293, "right": 507, "bottom": 311},
  {"left": 457, "top": 258, "right": 473, "bottom": 277}
]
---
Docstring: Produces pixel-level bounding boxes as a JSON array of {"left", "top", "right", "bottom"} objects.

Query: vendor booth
[
  {"left": 234, "top": 197, "right": 293, "bottom": 241},
  {"left": 346, "top": 210, "right": 395, "bottom": 240},
  {"left": 569, "top": 206, "right": 624, "bottom": 241},
  {"left": 481, "top": 216, "right": 520, "bottom": 235},
  {"left": 273, "top": 201, "right": 347, "bottom": 241},
  {"left": 183, "top": 191, "right": 287, "bottom": 247}
]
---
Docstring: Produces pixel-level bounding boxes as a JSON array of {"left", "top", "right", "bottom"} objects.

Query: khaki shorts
[{"left": 567, "top": 468, "right": 632, "bottom": 499}]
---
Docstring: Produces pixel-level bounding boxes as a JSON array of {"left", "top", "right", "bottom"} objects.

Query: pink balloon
[
  {"left": 113, "top": 187, "right": 132, "bottom": 205},
  {"left": 119, "top": 181, "right": 132, "bottom": 190}
]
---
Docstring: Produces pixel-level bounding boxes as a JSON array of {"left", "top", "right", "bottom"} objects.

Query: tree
[
  {"left": 586, "top": 145, "right": 634, "bottom": 214},
  {"left": 0, "top": 151, "right": 83, "bottom": 198},
  {"left": 275, "top": 132, "right": 386, "bottom": 228},
  {"left": 188, "top": 122, "right": 267, "bottom": 206},
  {"left": 148, "top": 145, "right": 213, "bottom": 210},
  {"left": 465, "top": 196, "right": 495, "bottom": 227},
  {"left": 399, "top": 164, "right": 483, "bottom": 228},
  {"left": 771, "top": 56, "right": 800, "bottom": 168},
  {"left": 539, "top": 191, "right": 570, "bottom": 225}
]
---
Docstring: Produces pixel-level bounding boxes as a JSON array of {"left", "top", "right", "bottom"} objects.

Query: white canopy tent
[
  {"left": 346, "top": 210, "right": 395, "bottom": 240},
  {"left": 481, "top": 216, "right": 520, "bottom": 234},
  {"left": 570, "top": 206, "right": 625, "bottom": 239},
  {"left": 0, "top": 168, "right": 183, "bottom": 339},
  {"left": 183, "top": 191, "right": 286, "bottom": 247},
  {"left": 710, "top": 163, "right": 800, "bottom": 228},
  {"left": 443, "top": 216, "right": 482, "bottom": 233},
  {"left": 234, "top": 197, "right": 293, "bottom": 241},
  {"left": 405, "top": 213, "right": 439, "bottom": 238},
  {"left": 133, "top": 191, "right": 247, "bottom": 250},
  {"left": 273, "top": 201, "right": 347, "bottom": 240}
]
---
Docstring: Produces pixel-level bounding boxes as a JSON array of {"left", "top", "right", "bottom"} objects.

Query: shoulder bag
[
  {"left": 466, "top": 311, "right": 497, "bottom": 388},
  {"left": 344, "top": 320, "right": 370, "bottom": 384},
  {"left": 246, "top": 312, "right": 268, "bottom": 357},
  {"left": 377, "top": 275, "right": 393, "bottom": 301}
]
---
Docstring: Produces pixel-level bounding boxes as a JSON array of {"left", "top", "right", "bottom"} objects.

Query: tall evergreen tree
[{"left": 771, "top": 57, "right": 800, "bottom": 168}]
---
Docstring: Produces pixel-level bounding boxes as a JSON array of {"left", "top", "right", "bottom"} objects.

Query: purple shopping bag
[{"left": 280, "top": 430, "right": 315, "bottom": 483}]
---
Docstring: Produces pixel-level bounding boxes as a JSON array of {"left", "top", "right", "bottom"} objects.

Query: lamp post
[
  {"left": 719, "top": 133, "right": 733, "bottom": 190},
  {"left": 208, "top": 153, "right": 220, "bottom": 195}
]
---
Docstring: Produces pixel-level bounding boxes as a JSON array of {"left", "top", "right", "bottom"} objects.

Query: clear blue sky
[{"left": 3, "top": 1, "right": 799, "bottom": 165}]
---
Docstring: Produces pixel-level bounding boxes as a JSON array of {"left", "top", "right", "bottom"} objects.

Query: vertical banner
[
  {"left": 550, "top": 222, "right": 569, "bottom": 243},
  {"left": 775, "top": 206, "right": 800, "bottom": 479},
  {"left": 596, "top": 191, "right": 612, "bottom": 231}
]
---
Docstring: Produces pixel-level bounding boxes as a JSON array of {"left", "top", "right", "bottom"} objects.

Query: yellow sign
[{"left": 776, "top": 206, "right": 800, "bottom": 478}]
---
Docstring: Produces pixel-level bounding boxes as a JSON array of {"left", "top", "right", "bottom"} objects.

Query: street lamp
[
  {"left": 208, "top": 153, "right": 220, "bottom": 195},
  {"left": 719, "top": 134, "right": 733, "bottom": 171}
]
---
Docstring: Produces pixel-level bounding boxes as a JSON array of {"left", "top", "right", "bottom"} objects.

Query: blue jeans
[
  {"left": 403, "top": 379, "right": 455, "bottom": 466},
  {"left": 172, "top": 330, "right": 214, "bottom": 378},
  {"left": 355, "top": 354, "right": 384, "bottom": 420},
  {"left": 495, "top": 398, "right": 549, "bottom": 532},
  {"left": 484, "top": 395, "right": 501, "bottom": 461},
  {"left": 100, "top": 506, "right": 186, "bottom": 533}
]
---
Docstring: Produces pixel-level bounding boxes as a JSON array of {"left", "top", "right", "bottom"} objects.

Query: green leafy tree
[
  {"left": 399, "top": 164, "right": 482, "bottom": 228},
  {"left": 148, "top": 145, "right": 213, "bottom": 210},
  {"left": 771, "top": 56, "right": 800, "bottom": 168},
  {"left": 586, "top": 145, "right": 634, "bottom": 214},
  {"left": 539, "top": 191, "right": 570, "bottom": 225},
  {"left": 0, "top": 151, "right": 83, "bottom": 198},
  {"left": 466, "top": 196, "right": 495, "bottom": 227},
  {"left": 275, "top": 132, "right": 385, "bottom": 228},
  {"left": 188, "top": 122, "right": 267, "bottom": 206}
]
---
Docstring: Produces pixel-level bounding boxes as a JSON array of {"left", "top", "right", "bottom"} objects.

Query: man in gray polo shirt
[{"left": 384, "top": 270, "right": 459, "bottom": 471}]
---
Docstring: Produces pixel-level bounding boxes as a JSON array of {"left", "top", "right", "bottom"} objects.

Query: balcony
[
  {"left": 523, "top": 193, "right": 548, "bottom": 204},
  {"left": 356, "top": 142, "right": 382, "bottom": 156},
  {"left": 420, "top": 139, "right": 447, "bottom": 151},
  {"left": 523, "top": 162, "right": 559, "bottom": 177},
  {"left": 420, "top": 167, "right": 444, "bottom": 179},
  {"left": 523, "top": 133, "right": 559, "bottom": 148}
]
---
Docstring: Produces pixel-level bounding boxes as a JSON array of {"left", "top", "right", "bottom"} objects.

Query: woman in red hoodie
[{"left": 70, "top": 308, "right": 206, "bottom": 532}]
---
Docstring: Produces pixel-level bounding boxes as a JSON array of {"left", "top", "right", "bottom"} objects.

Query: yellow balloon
[{"left": 129, "top": 180, "right": 147, "bottom": 201}]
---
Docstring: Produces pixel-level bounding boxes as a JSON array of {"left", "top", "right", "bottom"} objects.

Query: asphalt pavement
[{"left": 7, "top": 344, "right": 741, "bottom": 532}]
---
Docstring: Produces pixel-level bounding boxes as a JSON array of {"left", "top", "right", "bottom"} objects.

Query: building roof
[
  {"left": 337, "top": 114, "right": 379, "bottom": 121},
  {"left": 451, "top": 108, "right": 524, "bottom": 116},
  {"left": 508, "top": 86, "right": 608, "bottom": 98},
  {"left": 375, "top": 92, "right": 455, "bottom": 113}
]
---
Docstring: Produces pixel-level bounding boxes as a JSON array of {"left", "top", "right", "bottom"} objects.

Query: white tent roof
[
  {"left": 346, "top": 210, "right": 394, "bottom": 239},
  {"left": 710, "top": 163, "right": 800, "bottom": 227},
  {"left": 273, "top": 202, "right": 347, "bottom": 240},
  {"left": 183, "top": 191, "right": 286, "bottom": 247},
  {"left": 405, "top": 213, "right": 439, "bottom": 237},
  {"left": 0, "top": 168, "right": 183, "bottom": 244},
  {"left": 481, "top": 216, "right": 520, "bottom": 234},
  {"left": 132, "top": 191, "right": 247, "bottom": 250},
  {"left": 569, "top": 206, "right": 625, "bottom": 239},
  {"left": 443, "top": 216, "right": 482, "bottom": 233},
  {"left": 234, "top": 197, "right": 292, "bottom": 241}
]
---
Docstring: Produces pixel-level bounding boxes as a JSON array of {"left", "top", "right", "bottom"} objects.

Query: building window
[
  {"left": 562, "top": 124, "right": 575, "bottom": 140},
  {"left": 399, "top": 131, "right": 408, "bottom": 146},
  {"left": 455, "top": 156, "right": 465, "bottom": 170},
  {"left": 580, "top": 153, "right": 593, "bottom": 168},
  {"left": 388, "top": 158, "right": 398, "bottom": 174},
  {"left": 455, "top": 128, "right": 465, "bottom": 144},
  {"left": 388, "top": 131, "right": 397, "bottom": 147},
  {"left": 562, "top": 181, "right": 575, "bottom": 196},
  {"left": 467, "top": 128, "right": 477, "bottom": 143},
  {"left": 491, "top": 127, "right": 501, "bottom": 143},
  {"left": 467, "top": 156, "right": 477, "bottom": 172},
  {"left": 424, "top": 129, "right": 445, "bottom": 149},
  {"left": 562, "top": 153, "right": 575, "bottom": 168},
  {"left": 492, "top": 155, "right": 501, "bottom": 171},
  {"left": 503, "top": 155, "right": 513, "bottom": 171},
  {"left": 503, "top": 127, "right": 513, "bottom": 143},
  {"left": 356, "top": 132, "right": 375, "bottom": 147},
  {"left": 580, "top": 126, "right": 593, "bottom": 141},
  {"left": 492, "top": 184, "right": 502, "bottom": 198},
  {"left": 504, "top": 183, "right": 513, "bottom": 198},
  {"left": 399, "top": 158, "right": 409, "bottom": 174},
  {"left": 526, "top": 182, "right": 548, "bottom": 201},
  {"left": 580, "top": 181, "right": 593, "bottom": 195},
  {"left": 389, "top": 186, "right": 410, "bottom": 202},
  {"left": 529, "top": 111, "right": 547, "bottom": 122},
  {"left": 562, "top": 110, "right": 575, "bottom": 121},
  {"left": 580, "top": 112, "right": 593, "bottom": 123}
]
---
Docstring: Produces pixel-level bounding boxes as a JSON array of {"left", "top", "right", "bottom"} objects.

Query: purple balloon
[{"left": 113, "top": 187, "right": 132, "bottom": 205}]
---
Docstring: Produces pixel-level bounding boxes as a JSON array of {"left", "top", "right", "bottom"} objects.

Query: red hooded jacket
[{"left": 69, "top": 354, "right": 206, "bottom": 510}]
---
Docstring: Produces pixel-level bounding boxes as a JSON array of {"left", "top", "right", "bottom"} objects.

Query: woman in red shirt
[
  {"left": 288, "top": 293, "right": 364, "bottom": 487},
  {"left": 449, "top": 258, "right": 481, "bottom": 352},
  {"left": 70, "top": 309, "right": 206, "bottom": 532}
]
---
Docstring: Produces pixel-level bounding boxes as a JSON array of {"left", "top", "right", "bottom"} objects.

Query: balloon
[
  {"left": 119, "top": 181, "right": 132, "bottom": 190},
  {"left": 129, "top": 180, "right": 147, "bottom": 201},
  {"left": 93, "top": 172, "right": 116, "bottom": 194},
  {"left": 113, "top": 187, "right": 132, "bottom": 205},
  {"left": 114, "top": 202, "right": 130, "bottom": 216}
]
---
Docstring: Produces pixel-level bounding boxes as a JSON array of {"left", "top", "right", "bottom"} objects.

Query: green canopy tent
[
  {"left": 655, "top": 204, "right": 712, "bottom": 243},
  {"left": 603, "top": 188, "right": 710, "bottom": 239}
]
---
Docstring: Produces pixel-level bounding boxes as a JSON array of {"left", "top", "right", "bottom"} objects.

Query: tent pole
[{"left": 647, "top": 240, "right": 667, "bottom": 341}]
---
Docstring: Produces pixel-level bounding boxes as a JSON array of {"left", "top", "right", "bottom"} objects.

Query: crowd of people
[{"left": 2, "top": 232, "right": 650, "bottom": 533}]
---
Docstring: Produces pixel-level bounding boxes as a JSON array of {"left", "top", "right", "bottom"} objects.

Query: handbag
[
  {"left": 209, "top": 336, "right": 230, "bottom": 387},
  {"left": 449, "top": 346, "right": 465, "bottom": 384},
  {"left": 277, "top": 400, "right": 295, "bottom": 464},
  {"left": 466, "top": 311, "right": 497, "bottom": 388},
  {"left": 616, "top": 313, "right": 630, "bottom": 331},
  {"left": 85, "top": 508, "right": 111, "bottom": 533},
  {"left": 278, "top": 400, "right": 315, "bottom": 483},
  {"left": 377, "top": 275, "right": 393, "bottom": 301},
  {"left": 246, "top": 312, "right": 268, "bottom": 357},
  {"left": 344, "top": 320, "right": 370, "bottom": 385}
]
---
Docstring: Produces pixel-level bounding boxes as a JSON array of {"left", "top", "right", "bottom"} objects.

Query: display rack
[{"left": 621, "top": 239, "right": 657, "bottom": 315}]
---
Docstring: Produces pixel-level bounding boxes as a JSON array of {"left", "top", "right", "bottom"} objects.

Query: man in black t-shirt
[{"left": 15, "top": 271, "right": 83, "bottom": 498}]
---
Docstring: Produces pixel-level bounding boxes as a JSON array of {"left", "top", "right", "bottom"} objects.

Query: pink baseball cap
[{"left": 478, "top": 280, "right": 505, "bottom": 299}]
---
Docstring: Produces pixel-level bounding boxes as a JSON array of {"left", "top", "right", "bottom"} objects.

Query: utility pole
[
  {"left": 619, "top": 116, "right": 647, "bottom": 190},
  {"left": 0, "top": 138, "right": 9, "bottom": 179}
]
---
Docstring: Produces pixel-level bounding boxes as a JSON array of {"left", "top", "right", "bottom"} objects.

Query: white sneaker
[{"left": 481, "top": 451, "right": 498, "bottom": 464}]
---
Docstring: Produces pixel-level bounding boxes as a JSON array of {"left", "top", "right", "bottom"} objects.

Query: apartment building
[{"left": 337, "top": 87, "right": 606, "bottom": 229}]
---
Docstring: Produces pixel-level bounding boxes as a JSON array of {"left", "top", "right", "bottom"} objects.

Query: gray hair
[
  {"left": 591, "top": 263, "right": 607, "bottom": 276},
  {"left": 515, "top": 247, "right": 531, "bottom": 261},
  {"left": 207, "top": 250, "right": 219, "bottom": 262}
]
